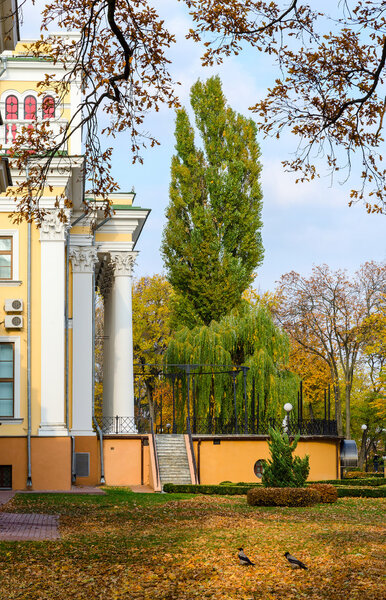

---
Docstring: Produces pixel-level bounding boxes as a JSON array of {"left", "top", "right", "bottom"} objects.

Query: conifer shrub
[
  {"left": 308, "top": 483, "right": 338, "bottom": 503},
  {"left": 262, "top": 427, "right": 310, "bottom": 488},
  {"left": 247, "top": 487, "right": 321, "bottom": 507}
]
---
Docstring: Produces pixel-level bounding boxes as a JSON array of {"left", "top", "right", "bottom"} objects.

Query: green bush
[
  {"left": 308, "top": 483, "right": 338, "bottom": 503},
  {"left": 308, "top": 478, "right": 385, "bottom": 486},
  {"left": 262, "top": 427, "right": 310, "bottom": 488},
  {"left": 163, "top": 483, "right": 250, "bottom": 495},
  {"left": 247, "top": 487, "right": 321, "bottom": 507},
  {"left": 345, "top": 470, "right": 384, "bottom": 478},
  {"left": 337, "top": 487, "right": 386, "bottom": 498}
]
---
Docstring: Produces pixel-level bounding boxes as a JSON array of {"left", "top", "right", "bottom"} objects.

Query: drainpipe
[
  {"left": 26, "top": 221, "right": 32, "bottom": 487},
  {"left": 92, "top": 214, "right": 112, "bottom": 484},
  {"left": 65, "top": 212, "right": 88, "bottom": 432},
  {"left": 0, "top": 56, "right": 8, "bottom": 78},
  {"left": 92, "top": 263, "right": 105, "bottom": 484}
]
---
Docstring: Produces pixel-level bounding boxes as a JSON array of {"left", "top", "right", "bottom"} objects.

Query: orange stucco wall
[
  {"left": 74, "top": 435, "right": 100, "bottom": 486},
  {"left": 103, "top": 437, "right": 144, "bottom": 486},
  {"left": 31, "top": 437, "right": 71, "bottom": 490},
  {"left": 194, "top": 438, "right": 340, "bottom": 485},
  {"left": 0, "top": 437, "right": 27, "bottom": 489}
]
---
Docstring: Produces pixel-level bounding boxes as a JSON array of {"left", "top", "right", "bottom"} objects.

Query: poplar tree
[{"left": 162, "top": 76, "right": 264, "bottom": 327}]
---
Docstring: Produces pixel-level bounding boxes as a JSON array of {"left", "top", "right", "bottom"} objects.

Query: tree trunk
[
  {"left": 345, "top": 381, "right": 352, "bottom": 439},
  {"left": 357, "top": 429, "right": 367, "bottom": 470},
  {"left": 146, "top": 384, "right": 156, "bottom": 425},
  {"left": 333, "top": 381, "right": 343, "bottom": 436}
]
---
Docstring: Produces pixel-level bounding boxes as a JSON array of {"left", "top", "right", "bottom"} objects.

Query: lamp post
[
  {"left": 283, "top": 403, "right": 293, "bottom": 435},
  {"left": 361, "top": 424, "right": 368, "bottom": 472}
]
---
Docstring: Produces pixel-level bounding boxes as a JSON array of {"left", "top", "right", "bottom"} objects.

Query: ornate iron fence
[{"left": 101, "top": 415, "right": 338, "bottom": 436}]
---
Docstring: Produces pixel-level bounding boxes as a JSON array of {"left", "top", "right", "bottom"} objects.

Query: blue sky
[{"left": 21, "top": 1, "right": 385, "bottom": 291}]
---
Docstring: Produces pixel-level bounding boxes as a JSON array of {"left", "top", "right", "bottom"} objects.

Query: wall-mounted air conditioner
[
  {"left": 4, "top": 315, "right": 23, "bottom": 329},
  {"left": 4, "top": 299, "right": 23, "bottom": 312}
]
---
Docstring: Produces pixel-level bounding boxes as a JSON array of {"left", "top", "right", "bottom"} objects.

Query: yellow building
[{"left": 0, "top": 36, "right": 150, "bottom": 490}]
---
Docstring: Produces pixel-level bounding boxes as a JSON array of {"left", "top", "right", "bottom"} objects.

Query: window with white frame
[
  {"left": 0, "top": 231, "right": 19, "bottom": 281},
  {"left": 0, "top": 342, "right": 14, "bottom": 417},
  {"left": 0, "top": 236, "right": 12, "bottom": 279}
]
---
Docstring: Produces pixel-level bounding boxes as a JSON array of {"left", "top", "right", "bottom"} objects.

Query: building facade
[{"left": 0, "top": 37, "right": 149, "bottom": 490}]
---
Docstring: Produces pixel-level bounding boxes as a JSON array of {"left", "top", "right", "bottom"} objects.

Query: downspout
[
  {"left": 26, "top": 221, "right": 32, "bottom": 487},
  {"left": 66, "top": 212, "right": 89, "bottom": 484},
  {"left": 0, "top": 57, "right": 8, "bottom": 79},
  {"left": 25, "top": 159, "right": 32, "bottom": 488},
  {"left": 91, "top": 214, "right": 112, "bottom": 485},
  {"left": 66, "top": 212, "right": 87, "bottom": 432}
]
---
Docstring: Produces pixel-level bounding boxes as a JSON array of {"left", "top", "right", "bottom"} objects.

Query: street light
[
  {"left": 283, "top": 403, "right": 293, "bottom": 434},
  {"left": 361, "top": 424, "right": 368, "bottom": 472}
]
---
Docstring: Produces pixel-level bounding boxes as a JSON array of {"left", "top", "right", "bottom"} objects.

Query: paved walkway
[
  {"left": 0, "top": 491, "right": 16, "bottom": 506},
  {"left": 129, "top": 485, "right": 154, "bottom": 493},
  {"left": 0, "top": 512, "right": 60, "bottom": 541}
]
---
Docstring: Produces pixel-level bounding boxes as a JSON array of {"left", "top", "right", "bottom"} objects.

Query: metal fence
[{"left": 101, "top": 415, "right": 338, "bottom": 436}]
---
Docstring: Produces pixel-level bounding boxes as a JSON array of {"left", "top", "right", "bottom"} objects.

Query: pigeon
[
  {"left": 284, "top": 552, "right": 308, "bottom": 570},
  {"left": 238, "top": 547, "right": 255, "bottom": 566}
]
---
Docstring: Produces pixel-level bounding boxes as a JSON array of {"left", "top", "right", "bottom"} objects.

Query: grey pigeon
[
  {"left": 238, "top": 547, "right": 255, "bottom": 566},
  {"left": 284, "top": 552, "right": 308, "bottom": 570}
]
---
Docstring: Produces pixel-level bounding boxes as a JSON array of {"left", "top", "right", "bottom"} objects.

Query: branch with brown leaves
[
  {"left": 184, "top": 0, "right": 386, "bottom": 214},
  {"left": 5, "top": 0, "right": 179, "bottom": 222}
]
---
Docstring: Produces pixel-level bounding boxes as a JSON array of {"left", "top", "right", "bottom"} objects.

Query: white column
[
  {"left": 69, "top": 246, "right": 98, "bottom": 436},
  {"left": 39, "top": 210, "right": 69, "bottom": 436},
  {"left": 102, "top": 286, "right": 113, "bottom": 418},
  {"left": 109, "top": 252, "right": 136, "bottom": 418}
]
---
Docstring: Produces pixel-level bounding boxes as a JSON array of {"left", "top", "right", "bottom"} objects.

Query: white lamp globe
[
  {"left": 284, "top": 403, "right": 293, "bottom": 413},
  {"left": 361, "top": 424, "right": 368, "bottom": 431}
]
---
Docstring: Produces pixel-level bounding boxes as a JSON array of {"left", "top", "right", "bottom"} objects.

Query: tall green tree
[
  {"left": 162, "top": 75, "right": 264, "bottom": 327},
  {"left": 166, "top": 302, "right": 298, "bottom": 429}
]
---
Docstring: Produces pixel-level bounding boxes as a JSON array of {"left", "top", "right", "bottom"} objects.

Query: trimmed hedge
[
  {"left": 163, "top": 483, "right": 250, "bottom": 495},
  {"left": 310, "top": 478, "right": 386, "bottom": 487},
  {"left": 247, "top": 487, "right": 321, "bottom": 507},
  {"left": 308, "top": 483, "right": 338, "bottom": 503},
  {"left": 337, "top": 487, "right": 386, "bottom": 498},
  {"left": 345, "top": 471, "right": 384, "bottom": 479}
]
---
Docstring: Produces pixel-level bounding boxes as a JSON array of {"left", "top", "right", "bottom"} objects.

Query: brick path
[{"left": 0, "top": 513, "right": 60, "bottom": 541}]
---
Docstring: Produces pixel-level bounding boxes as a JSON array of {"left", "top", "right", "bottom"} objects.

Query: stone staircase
[{"left": 155, "top": 434, "right": 192, "bottom": 487}]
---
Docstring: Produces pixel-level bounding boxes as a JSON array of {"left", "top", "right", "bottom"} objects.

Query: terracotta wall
[
  {"left": 194, "top": 438, "right": 340, "bottom": 485},
  {"left": 74, "top": 435, "right": 100, "bottom": 486},
  {"left": 103, "top": 437, "right": 144, "bottom": 486},
  {"left": 31, "top": 437, "right": 71, "bottom": 490},
  {"left": 0, "top": 437, "right": 27, "bottom": 489}
]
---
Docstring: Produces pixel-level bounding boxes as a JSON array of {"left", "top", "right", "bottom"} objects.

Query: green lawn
[{"left": 0, "top": 489, "right": 385, "bottom": 599}]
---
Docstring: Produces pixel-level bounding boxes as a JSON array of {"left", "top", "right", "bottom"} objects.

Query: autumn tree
[
  {"left": 275, "top": 261, "right": 386, "bottom": 438},
  {"left": 6, "top": 0, "right": 179, "bottom": 222},
  {"left": 166, "top": 302, "right": 298, "bottom": 430},
  {"left": 185, "top": 0, "right": 386, "bottom": 213},
  {"left": 162, "top": 75, "right": 264, "bottom": 327},
  {"left": 132, "top": 275, "right": 173, "bottom": 422}
]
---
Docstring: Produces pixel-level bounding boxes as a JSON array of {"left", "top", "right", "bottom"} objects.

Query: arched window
[
  {"left": 42, "top": 95, "right": 55, "bottom": 119},
  {"left": 5, "top": 95, "right": 18, "bottom": 144},
  {"left": 24, "top": 95, "right": 37, "bottom": 120},
  {"left": 5, "top": 95, "right": 18, "bottom": 120}
]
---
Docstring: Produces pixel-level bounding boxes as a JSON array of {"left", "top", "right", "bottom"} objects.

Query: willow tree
[
  {"left": 166, "top": 302, "right": 298, "bottom": 430},
  {"left": 162, "top": 76, "right": 264, "bottom": 327}
]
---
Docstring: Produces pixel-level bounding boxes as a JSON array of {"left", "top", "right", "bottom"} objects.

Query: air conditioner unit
[
  {"left": 4, "top": 299, "right": 23, "bottom": 312},
  {"left": 4, "top": 315, "right": 23, "bottom": 329}
]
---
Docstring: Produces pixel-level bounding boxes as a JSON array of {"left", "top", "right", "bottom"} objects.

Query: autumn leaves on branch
[{"left": 4, "top": 1, "right": 386, "bottom": 220}]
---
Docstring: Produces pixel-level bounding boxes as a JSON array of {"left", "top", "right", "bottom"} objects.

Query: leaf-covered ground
[{"left": 0, "top": 489, "right": 385, "bottom": 599}]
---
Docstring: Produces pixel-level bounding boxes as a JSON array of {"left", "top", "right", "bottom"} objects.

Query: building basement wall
[{"left": 193, "top": 438, "right": 340, "bottom": 485}]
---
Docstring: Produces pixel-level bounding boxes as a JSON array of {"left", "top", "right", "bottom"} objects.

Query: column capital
[
  {"left": 69, "top": 246, "right": 98, "bottom": 273},
  {"left": 40, "top": 209, "right": 71, "bottom": 242},
  {"left": 110, "top": 251, "right": 137, "bottom": 277}
]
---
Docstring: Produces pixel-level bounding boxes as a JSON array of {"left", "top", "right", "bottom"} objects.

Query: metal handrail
[
  {"left": 150, "top": 418, "right": 161, "bottom": 489},
  {"left": 187, "top": 417, "right": 199, "bottom": 484}
]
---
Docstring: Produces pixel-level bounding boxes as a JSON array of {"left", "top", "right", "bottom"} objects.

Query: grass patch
[{"left": 0, "top": 488, "right": 385, "bottom": 599}]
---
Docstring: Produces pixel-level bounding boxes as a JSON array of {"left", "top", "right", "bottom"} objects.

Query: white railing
[{"left": 0, "top": 119, "right": 68, "bottom": 152}]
